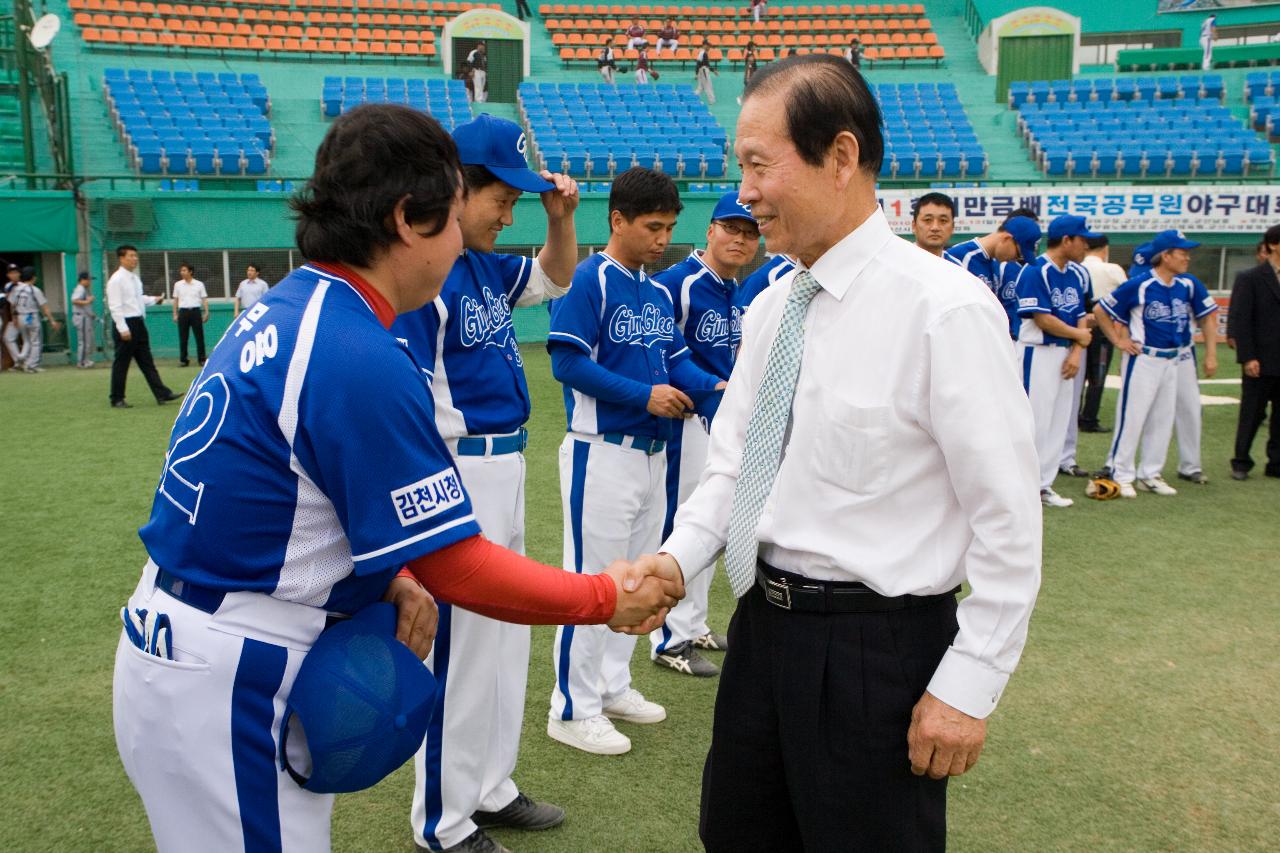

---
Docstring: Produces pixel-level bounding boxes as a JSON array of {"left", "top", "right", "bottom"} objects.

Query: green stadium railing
[{"left": 1117, "top": 43, "right": 1280, "bottom": 73}]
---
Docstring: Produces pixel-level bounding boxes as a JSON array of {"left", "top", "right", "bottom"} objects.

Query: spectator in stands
[
  {"left": 9, "top": 266, "right": 61, "bottom": 372},
  {"left": 1078, "top": 235, "right": 1126, "bottom": 433},
  {"left": 636, "top": 46, "right": 654, "bottom": 84},
  {"left": 910, "top": 192, "right": 956, "bottom": 257},
  {"left": 694, "top": 39, "right": 717, "bottom": 105},
  {"left": 750, "top": 0, "right": 767, "bottom": 24},
  {"left": 1200, "top": 14, "right": 1216, "bottom": 70},
  {"left": 845, "top": 36, "right": 862, "bottom": 70},
  {"left": 737, "top": 44, "right": 758, "bottom": 105},
  {"left": 466, "top": 41, "right": 488, "bottom": 103},
  {"left": 657, "top": 19, "right": 680, "bottom": 54},
  {"left": 626, "top": 21, "right": 647, "bottom": 51},
  {"left": 171, "top": 263, "right": 209, "bottom": 368},
  {"left": 234, "top": 264, "right": 270, "bottom": 315},
  {"left": 71, "top": 271, "right": 97, "bottom": 369},
  {"left": 598, "top": 44, "right": 617, "bottom": 85},
  {"left": 1229, "top": 224, "right": 1280, "bottom": 480},
  {"left": 514, "top": 0, "right": 531, "bottom": 21}
]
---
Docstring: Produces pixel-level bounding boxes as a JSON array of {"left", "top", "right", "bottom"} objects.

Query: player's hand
[
  {"left": 1244, "top": 359, "right": 1261, "bottom": 378},
  {"left": 1203, "top": 353, "right": 1218, "bottom": 378},
  {"left": 604, "top": 555, "right": 685, "bottom": 634},
  {"left": 119, "top": 329, "right": 132, "bottom": 341},
  {"left": 714, "top": 380, "right": 728, "bottom": 391},
  {"left": 647, "top": 384, "right": 694, "bottom": 418},
  {"left": 383, "top": 574, "right": 438, "bottom": 659},
  {"left": 1075, "top": 327, "right": 1092, "bottom": 348},
  {"left": 907, "top": 691, "right": 987, "bottom": 780},
  {"left": 540, "top": 171, "right": 580, "bottom": 220},
  {"left": 1062, "top": 352, "right": 1080, "bottom": 380},
  {"left": 1119, "top": 338, "right": 1141, "bottom": 357},
  {"left": 1227, "top": 336, "right": 1236, "bottom": 350}
]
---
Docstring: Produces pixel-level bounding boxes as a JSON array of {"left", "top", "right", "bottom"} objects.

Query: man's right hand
[
  {"left": 603, "top": 555, "right": 686, "bottom": 634},
  {"left": 1245, "top": 359, "right": 1262, "bottom": 378},
  {"left": 119, "top": 329, "right": 132, "bottom": 341},
  {"left": 647, "top": 384, "right": 694, "bottom": 418},
  {"left": 1075, "top": 328, "right": 1093, "bottom": 347},
  {"left": 1118, "top": 337, "right": 1140, "bottom": 356}
]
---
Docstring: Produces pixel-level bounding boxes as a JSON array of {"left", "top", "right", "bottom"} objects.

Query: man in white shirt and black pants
[
  {"left": 466, "top": 41, "right": 488, "bottom": 103},
  {"left": 636, "top": 56, "right": 1042, "bottom": 851},
  {"left": 171, "top": 262, "right": 209, "bottom": 367},
  {"left": 107, "top": 244, "right": 180, "bottom": 408}
]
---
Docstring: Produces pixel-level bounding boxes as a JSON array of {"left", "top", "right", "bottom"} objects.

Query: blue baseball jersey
[
  {"left": 945, "top": 240, "right": 999, "bottom": 293},
  {"left": 652, "top": 251, "right": 740, "bottom": 380},
  {"left": 1016, "top": 256, "right": 1092, "bottom": 346},
  {"left": 736, "top": 254, "right": 796, "bottom": 311},
  {"left": 391, "top": 250, "right": 540, "bottom": 439},
  {"left": 139, "top": 264, "right": 481, "bottom": 614},
  {"left": 1100, "top": 273, "right": 1218, "bottom": 350},
  {"left": 548, "top": 252, "right": 691, "bottom": 438},
  {"left": 996, "top": 261, "right": 1023, "bottom": 339}
]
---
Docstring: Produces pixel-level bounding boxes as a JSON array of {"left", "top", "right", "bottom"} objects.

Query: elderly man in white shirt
[
  {"left": 107, "top": 244, "right": 180, "bottom": 408},
  {"left": 171, "top": 262, "right": 209, "bottom": 367},
  {"left": 634, "top": 55, "right": 1042, "bottom": 851}
]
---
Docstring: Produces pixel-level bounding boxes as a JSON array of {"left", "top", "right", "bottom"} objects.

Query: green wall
[{"left": 971, "top": 0, "right": 1280, "bottom": 41}]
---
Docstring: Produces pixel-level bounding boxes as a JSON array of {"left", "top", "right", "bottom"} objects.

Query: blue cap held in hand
[
  {"left": 452, "top": 114, "right": 554, "bottom": 194},
  {"left": 279, "top": 601, "right": 438, "bottom": 794}
]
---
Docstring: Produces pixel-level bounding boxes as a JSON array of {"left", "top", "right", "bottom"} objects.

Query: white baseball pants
[
  {"left": 412, "top": 451, "right": 529, "bottom": 851},
  {"left": 650, "top": 416, "right": 714, "bottom": 658},
  {"left": 551, "top": 433, "right": 666, "bottom": 722},
  {"left": 1108, "top": 352, "right": 1178, "bottom": 484},
  {"left": 1174, "top": 348, "right": 1203, "bottom": 476},
  {"left": 1019, "top": 343, "right": 1074, "bottom": 490},
  {"left": 1059, "top": 361, "right": 1087, "bottom": 470}
]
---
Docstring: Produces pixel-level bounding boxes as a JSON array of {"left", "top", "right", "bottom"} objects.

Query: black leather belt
[{"left": 756, "top": 561, "right": 960, "bottom": 614}]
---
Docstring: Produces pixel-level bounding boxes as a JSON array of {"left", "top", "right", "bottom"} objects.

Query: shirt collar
[
  {"left": 690, "top": 250, "right": 733, "bottom": 288},
  {"left": 309, "top": 262, "right": 396, "bottom": 329},
  {"left": 803, "top": 206, "right": 894, "bottom": 301}
]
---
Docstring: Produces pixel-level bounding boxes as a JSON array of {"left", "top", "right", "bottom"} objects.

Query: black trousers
[
  {"left": 176, "top": 307, "right": 206, "bottom": 364},
  {"left": 514, "top": 0, "right": 530, "bottom": 18},
  {"left": 1080, "top": 334, "right": 1114, "bottom": 427},
  {"left": 700, "top": 584, "right": 956, "bottom": 852},
  {"left": 110, "top": 317, "right": 172, "bottom": 403},
  {"left": 1232, "top": 375, "right": 1280, "bottom": 475}
]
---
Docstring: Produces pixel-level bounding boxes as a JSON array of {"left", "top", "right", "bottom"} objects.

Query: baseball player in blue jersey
[
  {"left": 648, "top": 191, "right": 760, "bottom": 677},
  {"left": 390, "top": 115, "right": 581, "bottom": 853},
  {"left": 946, "top": 216, "right": 1041, "bottom": 339},
  {"left": 112, "top": 106, "right": 682, "bottom": 853},
  {"left": 1015, "top": 214, "right": 1096, "bottom": 507},
  {"left": 736, "top": 251, "right": 796, "bottom": 311},
  {"left": 547, "top": 168, "right": 725, "bottom": 755},
  {"left": 1096, "top": 230, "right": 1219, "bottom": 498}
]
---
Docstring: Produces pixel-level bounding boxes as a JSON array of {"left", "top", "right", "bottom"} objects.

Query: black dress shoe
[
  {"left": 156, "top": 391, "right": 182, "bottom": 404},
  {"left": 111, "top": 400, "right": 133, "bottom": 409},
  {"left": 1079, "top": 423, "right": 1111, "bottom": 433},
  {"left": 1231, "top": 469, "right": 1249, "bottom": 481},
  {"left": 179, "top": 359, "right": 190, "bottom": 366},
  {"left": 473, "top": 792, "right": 566, "bottom": 831},
  {"left": 1059, "top": 465, "right": 1091, "bottom": 478}
]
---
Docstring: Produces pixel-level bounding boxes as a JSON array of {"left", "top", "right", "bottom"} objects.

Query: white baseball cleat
[
  {"left": 602, "top": 688, "right": 667, "bottom": 723},
  {"left": 1118, "top": 482, "right": 1137, "bottom": 499},
  {"left": 1136, "top": 476, "right": 1177, "bottom": 496},
  {"left": 546, "top": 714, "right": 631, "bottom": 755},
  {"left": 1040, "top": 488, "right": 1074, "bottom": 508}
]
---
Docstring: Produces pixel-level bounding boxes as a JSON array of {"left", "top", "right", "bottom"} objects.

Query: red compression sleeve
[{"left": 405, "top": 535, "right": 617, "bottom": 625}]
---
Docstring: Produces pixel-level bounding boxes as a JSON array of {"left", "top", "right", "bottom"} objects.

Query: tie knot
[{"left": 787, "top": 270, "right": 822, "bottom": 305}]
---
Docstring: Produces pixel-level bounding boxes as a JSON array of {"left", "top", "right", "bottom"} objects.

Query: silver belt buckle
[{"left": 764, "top": 577, "right": 792, "bottom": 610}]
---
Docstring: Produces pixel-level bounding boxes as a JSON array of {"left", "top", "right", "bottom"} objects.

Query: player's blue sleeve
[
  {"left": 547, "top": 265, "right": 602, "bottom": 353},
  {"left": 495, "top": 252, "right": 535, "bottom": 306},
  {"left": 389, "top": 301, "right": 442, "bottom": 381},
  {"left": 1189, "top": 275, "right": 1218, "bottom": 317},
  {"left": 1015, "top": 266, "right": 1050, "bottom": 316},
  {"left": 549, "top": 342, "right": 652, "bottom": 409},
  {"left": 669, "top": 352, "right": 722, "bottom": 394},
  {"left": 293, "top": 341, "right": 480, "bottom": 575},
  {"left": 1101, "top": 278, "right": 1140, "bottom": 325}
]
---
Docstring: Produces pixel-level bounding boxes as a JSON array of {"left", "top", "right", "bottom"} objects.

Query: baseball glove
[{"left": 1085, "top": 477, "right": 1121, "bottom": 500}]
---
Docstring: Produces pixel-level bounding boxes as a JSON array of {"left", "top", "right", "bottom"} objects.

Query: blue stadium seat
[
  {"left": 189, "top": 141, "right": 219, "bottom": 175},
  {"left": 1167, "top": 145, "right": 1197, "bottom": 177},
  {"left": 1049, "top": 80, "right": 1072, "bottom": 104},
  {"left": 1044, "top": 149, "right": 1071, "bottom": 177},
  {"left": 1247, "top": 143, "right": 1275, "bottom": 174},
  {"left": 1217, "top": 148, "right": 1246, "bottom": 176},
  {"left": 1007, "top": 82, "right": 1031, "bottom": 109},
  {"left": 1156, "top": 77, "right": 1182, "bottom": 100}
]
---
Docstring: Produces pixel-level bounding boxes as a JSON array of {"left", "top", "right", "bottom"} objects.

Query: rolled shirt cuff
[
  {"left": 925, "top": 647, "right": 1011, "bottom": 720},
  {"left": 659, "top": 527, "right": 722, "bottom": 587}
]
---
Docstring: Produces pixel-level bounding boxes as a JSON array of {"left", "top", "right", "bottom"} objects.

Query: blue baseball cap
[
  {"left": 1150, "top": 229, "right": 1200, "bottom": 257},
  {"left": 1047, "top": 214, "right": 1102, "bottom": 241},
  {"left": 1003, "top": 215, "right": 1041, "bottom": 263},
  {"left": 710, "top": 191, "right": 757, "bottom": 225},
  {"left": 451, "top": 114, "right": 554, "bottom": 194},
  {"left": 279, "top": 602, "right": 438, "bottom": 794},
  {"left": 1132, "top": 242, "right": 1154, "bottom": 266}
]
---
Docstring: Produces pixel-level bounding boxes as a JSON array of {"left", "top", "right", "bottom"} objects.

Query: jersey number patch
[{"left": 158, "top": 373, "right": 231, "bottom": 525}]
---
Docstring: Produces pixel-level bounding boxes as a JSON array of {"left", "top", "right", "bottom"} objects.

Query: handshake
[{"left": 603, "top": 553, "right": 686, "bottom": 635}]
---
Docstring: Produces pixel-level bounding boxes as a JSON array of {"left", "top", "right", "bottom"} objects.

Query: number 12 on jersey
[{"left": 158, "top": 373, "right": 231, "bottom": 525}]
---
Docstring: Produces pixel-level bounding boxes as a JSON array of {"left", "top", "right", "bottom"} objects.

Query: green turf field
[{"left": 2, "top": 346, "right": 1278, "bottom": 852}]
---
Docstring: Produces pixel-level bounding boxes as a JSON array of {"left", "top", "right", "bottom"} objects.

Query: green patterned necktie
[{"left": 723, "top": 269, "right": 824, "bottom": 597}]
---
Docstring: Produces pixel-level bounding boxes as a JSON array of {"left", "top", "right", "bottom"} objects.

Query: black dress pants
[
  {"left": 176, "top": 307, "right": 206, "bottom": 364},
  {"left": 514, "top": 0, "right": 531, "bottom": 18},
  {"left": 1232, "top": 375, "right": 1280, "bottom": 475},
  {"left": 1080, "top": 334, "right": 1114, "bottom": 427},
  {"left": 700, "top": 584, "right": 957, "bottom": 853},
  {"left": 110, "top": 317, "right": 172, "bottom": 403}
]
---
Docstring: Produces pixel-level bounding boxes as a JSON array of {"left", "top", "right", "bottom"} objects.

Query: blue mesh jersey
[
  {"left": 1101, "top": 273, "right": 1218, "bottom": 350},
  {"left": 391, "top": 250, "right": 558, "bottom": 439},
  {"left": 736, "top": 254, "right": 796, "bottom": 311},
  {"left": 945, "top": 240, "right": 999, "bottom": 294},
  {"left": 651, "top": 251, "right": 740, "bottom": 381},
  {"left": 995, "top": 261, "right": 1024, "bottom": 340},
  {"left": 1015, "top": 256, "right": 1092, "bottom": 346},
  {"left": 139, "top": 265, "right": 481, "bottom": 614},
  {"left": 548, "top": 251, "right": 692, "bottom": 438}
]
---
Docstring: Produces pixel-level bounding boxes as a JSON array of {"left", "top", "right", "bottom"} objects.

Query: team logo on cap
[
  {"left": 516, "top": 133, "right": 527, "bottom": 156},
  {"left": 737, "top": 200, "right": 751, "bottom": 213}
]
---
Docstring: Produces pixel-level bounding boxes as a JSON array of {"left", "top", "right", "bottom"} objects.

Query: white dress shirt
[
  {"left": 1081, "top": 254, "right": 1128, "bottom": 301},
  {"left": 662, "top": 207, "right": 1043, "bottom": 719},
  {"left": 173, "top": 279, "right": 207, "bottom": 309},
  {"left": 106, "top": 267, "right": 161, "bottom": 334}
]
